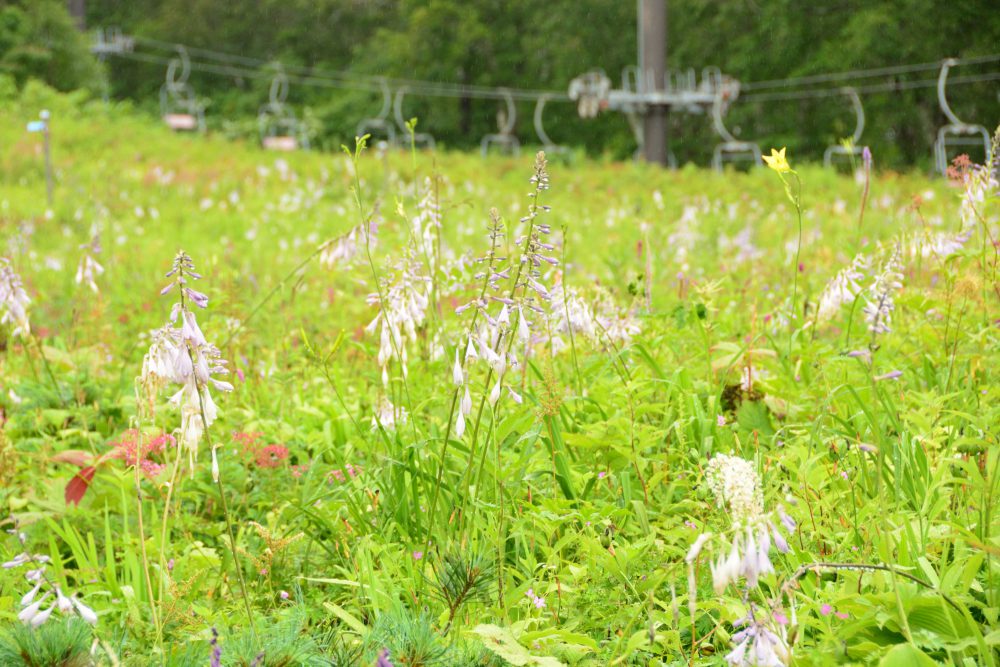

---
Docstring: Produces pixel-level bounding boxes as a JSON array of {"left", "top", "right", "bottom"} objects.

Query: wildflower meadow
[{"left": 1, "top": 82, "right": 999, "bottom": 666}]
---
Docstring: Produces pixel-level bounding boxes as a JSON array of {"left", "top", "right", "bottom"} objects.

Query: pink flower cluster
[
  {"left": 232, "top": 431, "right": 289, "bottom": 470},
  {"left": 110, "top": 430, "right": 174, "bottom": 478},
  {"left": 327, "top": 463, "right": 361, "bottom": 484},
  {"left": 232, "top": 430, "right": 263, "bottom": 450},
  {"left": 525, "top": 588, "right": 546, "bottom": 609},
  {"left": 255, "top": 444, "right": 289, "bottom": 469},
  {"left": 820, "top": 603, "right": 849, "bottom": 620}
]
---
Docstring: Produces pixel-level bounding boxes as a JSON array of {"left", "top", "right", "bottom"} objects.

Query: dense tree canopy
[
  {"left": 7, "top": 0, "right": 1000, "bottom": 167},
  {"left": 0, "top": 0, "right": 100, "bottom": 92}
]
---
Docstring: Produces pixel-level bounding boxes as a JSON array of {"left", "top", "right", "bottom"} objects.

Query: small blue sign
[{"left": 26, "top": 121, "right": 45, "bottom": 133}]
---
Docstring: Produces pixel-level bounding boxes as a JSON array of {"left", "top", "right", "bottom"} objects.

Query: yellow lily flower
[{"left": 763, "top": 147, "right": 791, "bottom": 173}]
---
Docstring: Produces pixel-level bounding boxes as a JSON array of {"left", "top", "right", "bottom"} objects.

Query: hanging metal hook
[
  {"left": 160, "top": 44, "right": 204, "bottom": 132},
  {"left": 933, "top": 58, "right": 991, "bottom": 174},
  {"left": 393, "top": 86, "right": 435, "bottom": 149},
  {"left": 356, "top": 77, "right": 397, "bottom": 145},
  {"left": 710, "top": 79, "right": 761, "bottom": 171},
  {"left": 938, "top": 58, "right": 963, "bottom": 126},
  {"left": 823, "top": 87, "right": 868, "bottom": 167},
  {"left": 268, "top": 63, "right": 289, "bottom": 110},
  {"left": 533, "top": 94, "right": 567, "bottom": 155},
  {"left": 165, "top": 44, "right": 191, "bottom": 91},
  {"left": 481, "top": 88, "right": 519, "bottom": 157},
  {"left": 258, "top": 62, "right": 308, "bottom": 150}
]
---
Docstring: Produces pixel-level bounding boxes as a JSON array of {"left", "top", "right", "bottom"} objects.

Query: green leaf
[
  {"left": 322, "top": 602, "right": 368, "bottom": 635},
  {"left": 878, "top": 644, "right": 938, "bottom": 666},
  {"left": 471, "top": 624, "right": 566, "bottom": 667}
]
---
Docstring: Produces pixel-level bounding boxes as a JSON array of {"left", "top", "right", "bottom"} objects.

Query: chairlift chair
[
  {"left": 159, "top": 45, "right": 205, "bottom": 132},
  {"left": 823, "top": 87, "right": 868, "bottom": 168},
  {"left": 710, "top": 80, "right": 762, "bottom": 171},
  {"left": 356, "top": 78, "right": 397, "bottom": 147},
  {"left": 393, "top": 87, "right": 435, "bottom": 149},
  {"left": 91, "top": 27, "right": 133, "bottom": 57},
  {"left": 258, "top": 63, "right": 309, "bottom": 151},
  {"left": 481, "top": 89, "right": 520, "bottom": 157},
  {"left": 934, "top": 58, "right": 992, "bottom": 175}
]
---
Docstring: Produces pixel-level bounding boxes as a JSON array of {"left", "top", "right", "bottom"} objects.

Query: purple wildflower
[{"left": 210, "top": 627, "right": 222, "bottom": 667}]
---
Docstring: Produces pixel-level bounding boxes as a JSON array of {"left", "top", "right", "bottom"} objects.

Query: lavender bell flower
[
  {"left": 29, "top": 602, "right": 56, "bottom": 628},
  {"left": 452, "top": 348, "right": 464, "bottom": 386},
  {"left": 778, "top": 506, "right": 796, "bottom": 533},
  {"left": 0, "top": 257, "right": 31, "bottom": 339},
  {"left": 141, "top": 251, "right": 233, "bottom": 469},
  {"left": 71, "top": 596, "right": 98, "bottom": 625},
  {"left": 18, "top": 595, "right": 49, "bottom": 624},
  {"left": 770, "top": 524, "right": 790, "bottom": 554},
  {"left": 210, "top": 627, "right": 222, "bottom": 667}
]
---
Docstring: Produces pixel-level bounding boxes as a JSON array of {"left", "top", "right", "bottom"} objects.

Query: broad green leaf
[{"left": 878, "top": 644, "right": 938, "bottom": 666}]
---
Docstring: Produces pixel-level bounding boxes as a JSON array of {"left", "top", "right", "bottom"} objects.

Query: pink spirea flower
[
  {"left": 255, "top": 444, "right": 289, "bottom": 469},
  {"left": 820, "top": 603, "right": 832, "bottom": 616},
  {"left": 109, "top": 430, "right": 173, "bottom": 478},
  {"left": 232, "top": 431, "right": 263, "bottom": 450},
  {"left": 412, "top": 551, "right": 423, "bottom": 560}
]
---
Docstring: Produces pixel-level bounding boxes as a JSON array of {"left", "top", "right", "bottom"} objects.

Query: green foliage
[
  {"left": 78, "top": 0, "right": 1000, "bottom": 167},
  {"left": 0, "top": 618, "right": 92, "bottom": 667},
  {"left": 0, "top": 84, "right": 998, "bottom": 666},
  {"left": 432, "top": 548, "right": 496, "bottom": 632},
  {"left": 0, "top": 0, "right": 101, "bottom": 92},
  {"left": 218, "top": 610, "right": 326, "bottom": 667}
]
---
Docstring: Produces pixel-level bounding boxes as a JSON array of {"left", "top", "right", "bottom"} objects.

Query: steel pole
[
  {"left": 41, "top": 111, "right": 53, "bottom": 208},
  {"left": 639, "top": 0, "right": 668, "bottom": 166}
]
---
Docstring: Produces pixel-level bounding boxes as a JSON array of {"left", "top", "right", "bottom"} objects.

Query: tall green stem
[{"left": 789, "top": 173, "right": 804, "bottom": 357}]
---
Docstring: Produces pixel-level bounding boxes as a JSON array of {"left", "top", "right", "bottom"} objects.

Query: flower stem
[
  {"left": 133, "top": 428, "right": 160, "bottom": 646},
  {"left": 188, "top": 349, "right": 258, "bottom": 642},
  {"left": 155, "top": 439, "right": 184, "bottom": 648},
  {"left": 789, "top": 173, "right": 804, "bottom": 358}
]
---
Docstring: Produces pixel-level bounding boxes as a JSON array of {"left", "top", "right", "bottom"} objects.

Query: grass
[{"left": 0, "top": 80, "right": 998, "bottom": 666}]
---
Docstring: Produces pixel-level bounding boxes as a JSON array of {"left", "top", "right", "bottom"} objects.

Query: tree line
[{"left": 4, "top": 0, "right": 999, "bottom": 168}]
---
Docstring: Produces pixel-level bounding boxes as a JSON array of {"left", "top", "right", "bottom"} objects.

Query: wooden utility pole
[
  {"left": 67, "top": 0, "right": 85, "bottom": 29},
  {"left": 638, "top": 0, "right": 667, "bottom": 165}
]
